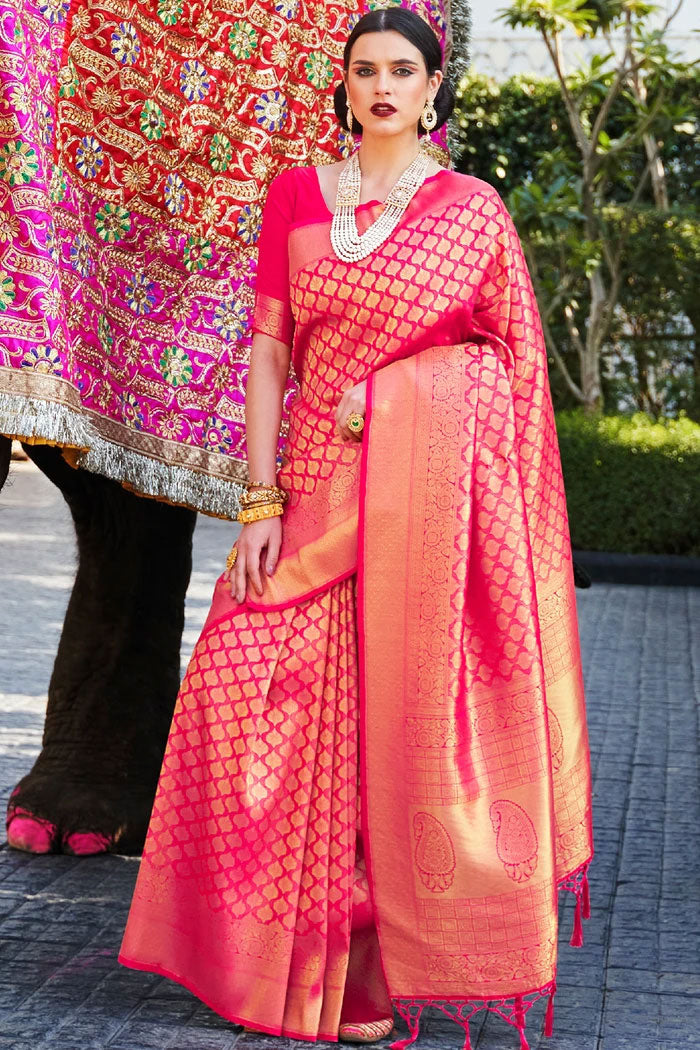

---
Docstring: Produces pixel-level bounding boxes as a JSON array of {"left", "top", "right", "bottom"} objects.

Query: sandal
[{"left": 338, "top": 1017, "right": 394, "bottom": 1043}]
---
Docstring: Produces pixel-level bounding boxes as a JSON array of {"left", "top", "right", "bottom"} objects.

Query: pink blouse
[{"left": 252, "top": 164, "right": 450, "bottom": 353}]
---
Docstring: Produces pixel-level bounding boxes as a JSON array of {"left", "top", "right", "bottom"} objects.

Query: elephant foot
[
  {"left": 62, "top": 830, "right": 114, "bottom": 856},
  {"left": 6, "top": 778, "right": 150, "bottom": 856},
  {"left": 6, "top": 808, "right": 57, "bottom": 853}
]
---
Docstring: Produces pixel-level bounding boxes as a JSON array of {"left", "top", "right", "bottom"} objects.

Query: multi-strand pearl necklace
[{"left": 330, "top": 150, "right": 431, "bottom": 263}]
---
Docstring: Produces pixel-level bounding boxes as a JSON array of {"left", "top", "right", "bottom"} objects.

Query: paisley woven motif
[
  {"left": 413, "top": 811, "right": 456, "bottom": 892},
  {"left": 0, "top": 0, "right": 451, "bottom": 516}
]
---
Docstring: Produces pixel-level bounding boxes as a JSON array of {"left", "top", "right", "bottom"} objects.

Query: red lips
[{"left": 370, "top": 104, "right": 396, "bottom": 115}]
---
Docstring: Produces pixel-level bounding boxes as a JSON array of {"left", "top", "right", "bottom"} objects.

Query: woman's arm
[
  {"left": 245, "top": 331, "right": 290, "bottom": 483},
  {"left": 227, "top": 330, "right": 290, "bottom": 603}
]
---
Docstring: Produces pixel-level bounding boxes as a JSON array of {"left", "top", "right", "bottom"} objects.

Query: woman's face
[{"left": 343, "top": 30, "right": 442, "bottom": 140}]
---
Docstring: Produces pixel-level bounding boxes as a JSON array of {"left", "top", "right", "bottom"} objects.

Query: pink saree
[{"left": 119, "top": 165, "right": 593, "bottom": 1048}]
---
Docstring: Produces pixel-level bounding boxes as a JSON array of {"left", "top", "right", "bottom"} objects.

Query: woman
[{"left": 119, "top": 8, "right": 594, "bottom": 1048}]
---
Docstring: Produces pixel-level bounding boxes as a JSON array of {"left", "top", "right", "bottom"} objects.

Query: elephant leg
[
  {"left": 0, "top": 434, "right": 10, "bottom": 490},
  {"left": 6, "top": 444, "right": 197, "bottom": 855}
]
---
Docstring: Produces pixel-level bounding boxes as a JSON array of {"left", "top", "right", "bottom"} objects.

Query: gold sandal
[{"left": 338, "top": 1017, "right": 394, "bottom": 1043}]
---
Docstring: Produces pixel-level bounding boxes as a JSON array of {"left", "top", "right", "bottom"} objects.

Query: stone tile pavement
[{"left": 0, "top": 459, "right": 698, "bottom": 1050}]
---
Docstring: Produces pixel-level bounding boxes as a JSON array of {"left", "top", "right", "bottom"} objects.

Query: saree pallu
[{"left": 120, "top": 170, "right": 593, "bottom": 1047}]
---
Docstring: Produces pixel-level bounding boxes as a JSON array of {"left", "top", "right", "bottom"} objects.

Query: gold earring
[
  {"left": 420, "top": 98, "right": 437, "bottom": 133},
  {"left": 345, "top": 98, "right": 354, "bottom": 150}
]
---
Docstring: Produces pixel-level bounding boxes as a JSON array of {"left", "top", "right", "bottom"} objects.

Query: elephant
[{"left": 0, "top": 0, "right": 465, "bottom": 855}]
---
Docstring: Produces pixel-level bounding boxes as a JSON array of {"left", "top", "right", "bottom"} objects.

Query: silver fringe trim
[
  {"left": 0, "top": 390, "right": 91, "bottom": 451},
  {"left": 0, "top": 392, "right": 246, "bottom": 520},
  {"left": 77, "top": 434, "right": 245, "bottom": 520}
]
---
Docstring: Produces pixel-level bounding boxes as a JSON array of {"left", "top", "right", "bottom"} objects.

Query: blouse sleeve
[{"left": 252, "top": 169, "right": 295, "bottom": 346}]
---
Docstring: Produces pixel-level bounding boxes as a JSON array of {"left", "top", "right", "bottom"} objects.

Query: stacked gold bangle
[
  {"left": 226, "top": 480, "right": 287, "bottom": 572},
  {"left": 235, "top": 480, "right": 287, "bottom": 525}
]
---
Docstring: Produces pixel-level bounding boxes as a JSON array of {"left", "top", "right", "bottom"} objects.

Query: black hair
[{"left": 332, "top": 8, "right": 455, "bottom": 136}]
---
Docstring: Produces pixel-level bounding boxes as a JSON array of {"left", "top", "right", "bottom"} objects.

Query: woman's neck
[{"left": 355, "top": 134, "right": 422, "bottom": 201}]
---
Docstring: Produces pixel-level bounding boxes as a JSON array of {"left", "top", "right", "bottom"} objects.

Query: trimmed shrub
[{"left": 556, "top": 411, "right": 700, "bottom": 555}]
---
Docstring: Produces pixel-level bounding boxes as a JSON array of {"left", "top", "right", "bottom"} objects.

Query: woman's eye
[
  {"left": 356, "top": 68, "right": 373, "bottom": 76},
  {"left": 394, "top": 67, "right": 413, "bottom": 76}
]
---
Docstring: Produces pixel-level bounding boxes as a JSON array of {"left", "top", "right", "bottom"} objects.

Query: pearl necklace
[{"left": 330, "top": 150, "right": 431, "bottom": 263}]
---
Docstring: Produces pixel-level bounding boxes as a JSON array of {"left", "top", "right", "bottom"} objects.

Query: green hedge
[{"left": 556, "top": 412, "right": 700, "bottom": 556}]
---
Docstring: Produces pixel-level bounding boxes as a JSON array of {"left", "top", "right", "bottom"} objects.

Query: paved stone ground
[{"left": 0, "top": 458, "right": 698, "bottom": 1050}]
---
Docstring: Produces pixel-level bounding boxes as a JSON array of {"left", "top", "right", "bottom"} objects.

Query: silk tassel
[
  {"left": 570, "top": 890, "right": 584, "bottom": 947},
  {"left": 514, "top": 995, "right": 530, "bottom": 1050},
  {"left": 544, "top": 987, "right": 555, "bottom": 1037},
  {"left": 582, "top": 872, "right": 591, "bottom": 919},
  {"left": 390, "top": 1005, "right": 425, "bottom": 1050}
]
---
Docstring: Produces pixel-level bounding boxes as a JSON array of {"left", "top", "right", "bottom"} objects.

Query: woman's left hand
[{"left": 335, "top": 380, "right": 367, "bottom": 441}]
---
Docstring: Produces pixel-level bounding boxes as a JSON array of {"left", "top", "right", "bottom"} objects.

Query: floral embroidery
[
  {"left": 428, "top": 0, "right": 447, "bottom": 30},
  {"left": 95, "top": 203, "right": 131, "bottom": 243},
  {"left": 111, "top": 22, "right": 140, "bottom": 65},
  {"left": 40, "top": 288, "right": 63, "bottom": 319},
  {"left": 0, "top": 141, "right": 39, "bottom": 186},
  {"left": 274, "top": 0, "right": 298, "bottom": 17},
  {"left": 155, "top": 410, "right": 189, "bottom": 440},
  {"left": 228, "top": 22, "right": 257, "bottom": 59},
  {"left": 271, "top": 41, "right": 290, "bottom": 67},
  {"left": 0, "top": 271, "right": 16, "bottom": 311},
  {"left": 120, "top": 390, "right": 144, "bottom": 428},
  {"left": 183, "top": 235, "right": 212, "bottom": 273},
  {"left": 37, "top": 104, "right": 54, "bottom": 147},
  {"left": 69, "top": 233, "right": 93, "bottom": 277},
  {"left": 209, "top": 133, "right": 232, "bottom": 173},
  {"left": 214, "top": 301, "right": 247, "bottom": 342},
  {"left": 98, "top": 315, "right": 114, "bottom": 353},
  {"left": 123, "top": 162, "right": 150, "bottom": 192},
  {"left": 125, "top": 273, "right": 157, "bottom": 315},
  {"left": 21, "top": 345, "right": 62, "bottom": 373},
  {"left": 45, "top": 225, "right": 59, "bottom": 263},
  {"left": 159, "top": 345, "right": 192, "bottom": 387},
  {"left": 75, "top": 136, "right": 103, "bottom": 179},
  {"left": 179, "top": 60, "right": 210, "bottom": 102},
  {"left": 157, "top": 0, "right": 182, "bottom": 25},
  {"left": 236, "top": 203, "right": 262, "bottom": 245},
  {"left": 201, "top": 198, "right": 220, "bottom": 226},
  {"left": 164, "top": 172, "right": 185, "bottom": 215},
  {"left": 71, "top": 7, "right": 90, "bottom": 33},
  {"left": 9, "top": 84, "right": 32, "bottom": 116},
  {"left": 304, "top": 52, "right": 333, "bottom": 89},
  {"left": 57, "top": 56, "right": 79, "bottom": 98},
  {"left": 93, "top": 85, "right": 121, "bottom": 113},
  {"left": 49, "top": 166, "right": 67, "bottom": 203},
  {"left": 338, "top": 130, "right": 353, "bottom": 158},
  {"left": 203, "top": 416, "right": 232, "bottom": 453},
  {"left": 254, "top": 91, "right": 288, "bottom": 133},
  {"left": 140, "top": 100, "right": 166, "bottom": 142},
  {"left": 0, "top": 212, "right": 20, "bottom": 243},
  {"left": 38, "top": 0, "right": 69, "bottom": 24}
]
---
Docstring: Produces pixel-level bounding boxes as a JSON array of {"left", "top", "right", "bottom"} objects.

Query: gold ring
[
  {"left": 226, "top": 546, "right": 238, "bottom": 571},
  {"left": 346, "top": 412, "right": 365, "bottom": 435}
]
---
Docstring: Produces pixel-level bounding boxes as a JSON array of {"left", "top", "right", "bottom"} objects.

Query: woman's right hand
[{"left": 226, "top": 517, "right": 282, "bottom": 604}]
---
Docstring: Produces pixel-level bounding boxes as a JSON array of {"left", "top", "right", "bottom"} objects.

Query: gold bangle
[
  {"left": 240, "top": 487, "right": 288, "bottom": 508},
  {"left": 241, "top": 484, "right": 288, "bottom": 506},
  {"left": 237, "top": 502, "right": 284, "bottom": 525},
  {"left": 225, "top": 546, "right": 238, "bottom": 571}
]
